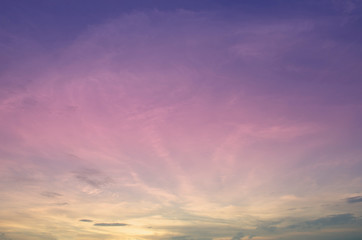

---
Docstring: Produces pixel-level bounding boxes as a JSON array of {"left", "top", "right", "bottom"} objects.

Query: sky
[{"left": 1, "top": 0, "right": 362, "bottom": 240}]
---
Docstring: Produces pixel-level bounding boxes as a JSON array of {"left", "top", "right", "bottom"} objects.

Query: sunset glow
[{"left": 1, "top": 1, "right": 362, "bottom": 240}]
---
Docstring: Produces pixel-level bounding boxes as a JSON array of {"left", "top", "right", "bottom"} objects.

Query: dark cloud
[
  {"left": 170, "top": 236, "right": 193, "bottom": 240},
  {"left": 276, "top": 230, "right": 362, "bottom": 240},
  {"left": 75, "top": 233, "right": 113, "bottom": 239},
  {"left": 252, "top": 220, "right": 281, "bottom": 235},
  {"left": 231, "top": 232, "right": 244, "bottom": 240},
  {"left": 79, "top": 219, "right": 93, "bottom": 222},
  {"left": 41, "top": 191, "right": 62, "bottom": 198},
  {"left": 287, "top": 213, "right": 356, "bottom": 230},
  {"left": 94, "top": 223, "right": 128, "bottom": 227},
  {"left": 74, "top": 168, "right": 113, "bottom": 188},
  {"left": 0, "top": 233, "right": 12, "bottom": 240},
  {"left": 346, "top": 196, "right": 362, "bottom": 203},
  {"left": 153, "top": 223, "right": 238, "bottom": 240},
  {"left": 0, "top": 231, "right": 57, "bottom": 240}
]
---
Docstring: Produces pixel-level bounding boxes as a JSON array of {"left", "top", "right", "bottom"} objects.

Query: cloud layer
[{"left": 1, "top": 1, "right": 362, "bottom": 240}]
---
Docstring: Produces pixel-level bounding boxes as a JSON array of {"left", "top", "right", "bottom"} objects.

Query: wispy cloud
[
  {"left": 74, "top": 168, "right": 113, "bottom": 189},
  {"left": 1, "top": 2, "right": 362, "bottom": 240},
  {"left": 53, "top": 202, "right": 68, "bottom": 206},
  {"left": 40, "top": 191, "right": 62, "bottom": 198}
]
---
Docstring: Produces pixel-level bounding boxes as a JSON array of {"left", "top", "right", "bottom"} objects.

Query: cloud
[
  {"left": 74, "top": 168, "right": 113, "bottom": 189},
  {"left": 40, "top": 191, "right": 62, "bottom": 198},
  {"left": 79, "top": 219, "right": 93, "bottom": 222},
  {"left": 287, "top": 213, "right": 356, "bottom": 230},
  {"left": 153, "top": 222, "right": 241, "bottom": 240},
  {"left": 94, "top": 223, "right": 128, "bottom": 227},
  {"left": 346, "top": 196, "right": 362, "bottom": 203},
  {"left": 54, "top": 202, "right": 68, "bottom": 206},
  {"left": 170, "top": 236, "right": 193, "bottom": 240},
  {"left": 0, "top": 231, "right": 57, "bottom": 240},
  {"left": 231, "top": 231, "right": 244, "bottom": 240},
  {"left": 1, "top": 3, "right": 362, "bottom": 240},
  {"left": 0, "top": 233, "right": 12, "bottom": 240}
]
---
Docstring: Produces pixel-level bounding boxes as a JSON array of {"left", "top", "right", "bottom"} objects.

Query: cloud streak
[
  {"left": 40, "top": 191, "right": 62, "bottom": 198},
  {"left": 346, "top": 196, "right": 362, "bottom": 204},
  {"left": 79, "top": 219, "right": 93, "bottom": 222},
  {"left": 94, "top": 223, "right": 128, "bottom": 227},
  {"left": 286, "top": 213, "right": 356, "bottom": 231},
  {"left": 74, "top": 168, "right": 113, "bottom": 189}
]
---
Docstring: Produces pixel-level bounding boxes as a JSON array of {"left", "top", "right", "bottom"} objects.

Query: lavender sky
[{"left": 1, "top": 1, "right": 362, "bottom": 240}]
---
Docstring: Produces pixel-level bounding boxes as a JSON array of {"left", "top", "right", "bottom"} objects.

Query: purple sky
[{"left": 1, "top": 1, "right": 362, "bottom": 240}]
